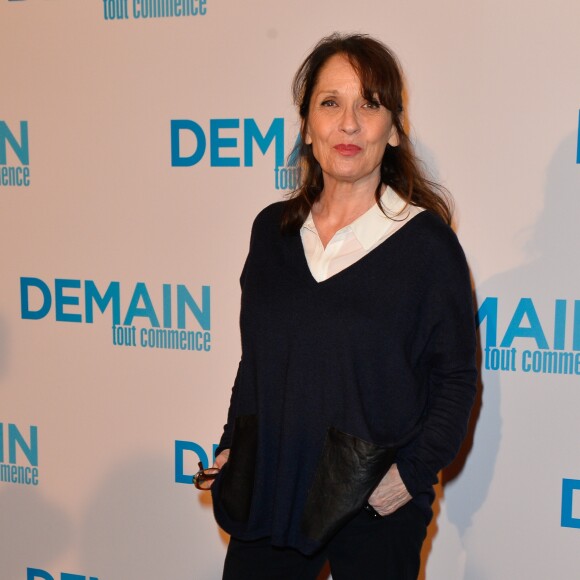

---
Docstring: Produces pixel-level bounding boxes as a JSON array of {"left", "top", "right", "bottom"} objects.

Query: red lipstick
[{"left": 334, "top": 144, "right": 362, "bottom": 156}]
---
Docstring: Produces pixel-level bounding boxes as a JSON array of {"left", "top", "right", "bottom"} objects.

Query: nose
[{"left": 339, "top": 106, "right": 360, "bottom": 135}]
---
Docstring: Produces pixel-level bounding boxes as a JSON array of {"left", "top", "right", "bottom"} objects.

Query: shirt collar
[
  {"left": 350, "top": 187, "right": 407, "bottom": 249},
  {"left": 302, "top": 213, "right": 317, "bottom": 233},
  {"left": 301, "top": 187, "right": 408, "bottom": 250}
]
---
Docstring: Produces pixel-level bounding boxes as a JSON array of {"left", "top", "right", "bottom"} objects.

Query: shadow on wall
[
  {"left": 428, "top": 132, "right": 580, "bottom": 579},
  {"left": 0, "top": 485, "right": 72, "bottom": 579},
  {"left": 525, "top": 132, "right": 580, "bottom": 273},
  {"left": 417, "top": 291, "right": 493, "bottom": 580},
  {"left": 440, "top": 315, "right": 496, "bottom": 535}
]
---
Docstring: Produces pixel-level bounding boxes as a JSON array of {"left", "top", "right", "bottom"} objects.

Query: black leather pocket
[
  {"left": 300, "top": 428, "right": 397, "bottom": 543},
  {"left": 218, "top": 414, "right": 258, "bottom": 523}
]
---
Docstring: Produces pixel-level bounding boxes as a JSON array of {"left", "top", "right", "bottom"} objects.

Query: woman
[{"left": 207, "top": 33, "right": 477, "bottom": 579}]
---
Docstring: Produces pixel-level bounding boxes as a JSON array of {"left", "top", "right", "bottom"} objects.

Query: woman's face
[{"left": 305, "top": 54, "right": 398, "bottom": 191}]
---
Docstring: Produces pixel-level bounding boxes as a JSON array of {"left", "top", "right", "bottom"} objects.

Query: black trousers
[{"left": 222, "top": 502, "right": 427, "bottom": 580}]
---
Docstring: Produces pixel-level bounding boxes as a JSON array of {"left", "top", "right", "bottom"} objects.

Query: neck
[
  {"left": 313, "top": 179, "right": 384, "bottom": 227},
  {"left": 310, "top": 179, "right": 386, "bottom": 249}
]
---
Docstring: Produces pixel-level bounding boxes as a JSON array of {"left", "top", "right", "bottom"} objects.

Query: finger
[{"left": 212, "top": 449, "right": 230, "bottom": 469}]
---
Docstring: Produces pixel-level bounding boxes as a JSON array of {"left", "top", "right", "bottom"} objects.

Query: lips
[{"left": 334, "top": 144, "right": 362, "bottom": 156}]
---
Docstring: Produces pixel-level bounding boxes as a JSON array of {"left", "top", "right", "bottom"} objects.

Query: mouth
[{"left": 334, "top": 144, "right": 362, "bottom": 156}]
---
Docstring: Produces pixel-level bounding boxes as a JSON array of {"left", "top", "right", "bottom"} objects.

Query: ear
[
  {"left": 387, "top": 126, "right": 400, "bottom": 147},
  {"left": 302, "top": 119, "right": 312, "bottom": 145}
]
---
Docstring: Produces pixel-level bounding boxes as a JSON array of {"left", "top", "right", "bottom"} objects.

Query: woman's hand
[
  {"left": 368, "top": 463, "right": 411, "bottom": 516},
  {"left": 213, "top": 449, "right": 230, "bottom": 469},
  {"left": 200, "top": 449, "right": 230, "bottom": 490}
]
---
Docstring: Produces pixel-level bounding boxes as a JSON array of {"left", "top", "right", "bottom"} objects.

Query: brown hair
[{"left": 281, "top": 33, "right": 452, "bottom": 233}]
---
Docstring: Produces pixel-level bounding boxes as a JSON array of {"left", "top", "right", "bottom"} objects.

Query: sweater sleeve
[
  {"left": 214, "top": 205, "right": 268, "bottom": 457},
  {"left": 396, "top": 227, "right": 478, "bottom": 498},
  {"left": 215, "top": 360, "right": 242, "bottom": 457},
  {"left": 214, "top": 253, "right": 253, "bottom": 457}
]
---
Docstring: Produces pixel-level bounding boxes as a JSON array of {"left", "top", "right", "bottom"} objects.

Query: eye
[
  {"left": 363, "top": 99, "right": 381, "bottom": 110},
  {"left": 320, "top": 99, "right": 338, "bottom": 107}
]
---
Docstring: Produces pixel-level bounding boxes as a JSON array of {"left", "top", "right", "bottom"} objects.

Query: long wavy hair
[{"left": 281, "top": 33, "right": 452, "bottom": 234}]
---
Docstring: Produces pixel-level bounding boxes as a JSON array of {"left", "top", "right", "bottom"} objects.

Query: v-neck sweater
[
  {"left": 212, "top": 201, "right": 477, "bottom": 555},
  {"left": 300, "top": 186, "right": 424, "bottom": 282}
]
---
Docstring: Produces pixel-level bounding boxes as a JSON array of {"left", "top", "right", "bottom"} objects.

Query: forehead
[{"left": 314, "top": 54, "right": 361, "bottom": 91}]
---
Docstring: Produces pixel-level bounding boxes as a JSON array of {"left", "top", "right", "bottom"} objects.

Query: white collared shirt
[{"left": 300, "top": 187, "right": 424, "bottom": 282}]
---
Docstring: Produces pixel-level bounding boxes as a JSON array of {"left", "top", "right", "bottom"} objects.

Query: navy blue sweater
[{"left": 212, "top": 202, "right": 477, "bottom": 554}]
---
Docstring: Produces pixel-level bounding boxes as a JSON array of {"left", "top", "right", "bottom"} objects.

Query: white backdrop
[{"left": 1, "top": 1, "right": 580, "bottom": 579}]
